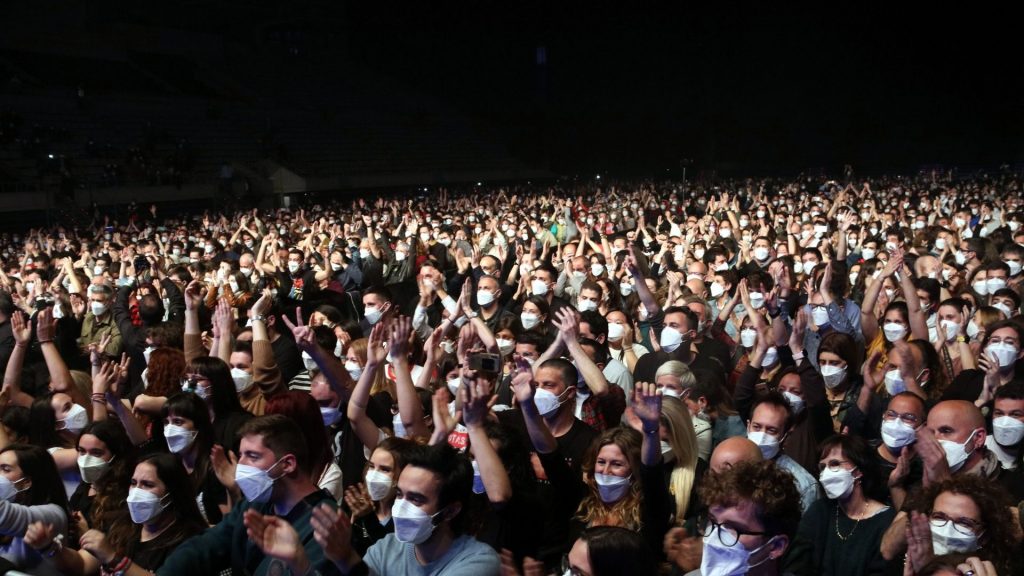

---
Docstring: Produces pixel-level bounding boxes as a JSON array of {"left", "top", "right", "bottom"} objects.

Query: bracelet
[
  {"left": 642, "top": 428, "right": 659, "bottom": 435},
  {"left": 37, "top": 339, "right": 53, "bottom": 344},
  {"left": 42, "top": 534, "right": 64, "bottom": 557},
  {"left": 252, "top": 314, "right": 266, "bottom": 323}
]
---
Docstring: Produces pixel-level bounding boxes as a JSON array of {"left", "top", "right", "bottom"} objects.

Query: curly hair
[
  {"left": 905, "top": 475, "right": 1017, "bottom": 574},
  {"left": 576, "top": 427, "right": 644, "bottom": 531},
  {"left": 146, "top": 347, "right": 186, "bottom": 398},
  {"left": 700, "top": 459, "right": 802, "bottom": 541}
]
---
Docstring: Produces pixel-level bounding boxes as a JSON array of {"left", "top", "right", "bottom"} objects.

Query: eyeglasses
[
  {"left": 700, "top": 516, "right": 765, "bottom": 548},
  {"left": 883, "top": 410, "right": 920, "bottom": 426},
  {"left": 929, "top": 512, "right": 983, "bottom": 536},
  {"left": 817, "top": 459, "right": 853, "bottom": 473}
]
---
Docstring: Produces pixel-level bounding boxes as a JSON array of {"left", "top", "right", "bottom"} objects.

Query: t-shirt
[{"left": 363, "top": 533, "right": 500, "bottom": 576}]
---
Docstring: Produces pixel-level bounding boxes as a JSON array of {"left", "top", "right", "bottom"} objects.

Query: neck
[
  {"left": 415, "top": 524, "right": 455, "bottom": 565},
  {"left": 878, "top": 443, "right": 900, "bottom": 463},
  {"left": 181, "top": 446, "right": 198, "bottom": 471},
  {"left": 142, "top": 512, "right": 176, "bottom": 542},
  {"left": 607, "top": 338, "right": 622, "bottom": 350},
  {"left": 839, "top": 487, "right": 868, "bottom": 517},
  {"left": 545, "top": 408, "right": 573, "bottom": 436},
  {"left": 272, "top": 478, "right": 319, "bottom": 517}
]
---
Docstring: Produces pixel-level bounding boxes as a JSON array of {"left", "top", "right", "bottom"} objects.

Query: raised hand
[
  {"left": 184, "top": 280, "right": 203, "bottom": 311},
  {"left": 461, "top": 374, "right": 495, "bottom": 427},
  {"left": 281, "top": 307, "right": 315, "bottom": 351},
  {"left": 250, "top": 288, "right": 273, "bottom": 318},
  {"left": 10, "top": 310, "right": 31, "bottom": 346},
  {"left": 35, "top": 306, "right": 56, "bottom": 343},
  {"left": 310, "top": 503, "right": 359, "bottom": 569},
  {"left": 633, "top": 382, "right": 662, "bottom": 432},
  {"left": 387, "top": 316, "right": 411, "bottom": 361},
  {"left": 343, "top": 483, "right": 374, "bottom": 520},
  {"left": 210, "top": 444, "right": 238, "bottom": 493}
]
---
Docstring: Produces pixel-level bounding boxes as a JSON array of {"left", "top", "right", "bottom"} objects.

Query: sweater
[{"left": 363, "top": 533, "right": 500, "bottom": 576}]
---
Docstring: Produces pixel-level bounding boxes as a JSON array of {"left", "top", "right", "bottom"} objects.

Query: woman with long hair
[
  {"left": 654, "top": 361, "right": 711, "bottom": 461},
  {"left": 0, "top": 444, "right": 70, "bottom": 575},
  {"left": 154, "top": 393, "right": 225, "bottom": 525},
  {"left": 181, "top": 356, "right": 252, "bottom": 451},
  {"left": 345, "top": 436, "right": 417, "bottom": 554},
  {"left": 68, "top": 420, "right": 135, "bottom": 535},
  {"left": 659, "top": 397, "right": 703, "bottom": 526},
  {"left": 28, "top": 453, "right": 208, "bottom": 575}
]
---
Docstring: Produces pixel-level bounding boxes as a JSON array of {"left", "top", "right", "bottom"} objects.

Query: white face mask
[
  {"left": 59, "top": 403, "right": 89, "bottom": 434},
  {"left": 365, "top": 469, "right": 393, "bottom": 502},
  {"left": 986, "top": 342, "right": 1019, "bottom": 368},
  {"left": 320, "top": 406, "right": 342, "bottom": 427},
  {"left": 520, "top": 312, "right": 540, "bottom": 330},
  {"left": 591, "top": 264, "right": 605, "bottom": 277},
  {"left": 739, "top": 328, "right": 757, "bottom": 349},
  {"left": 578, "top": 299, "right": 598, "bottom": 313},
  {"left": 530, "top": 278, "right": 549, "bottom": 295},
  {"left": 748, "top": 292, "right": 765, "bottom": 310},
  {"left": 287, "top": 261, "right": 301, "bottom": 274},
  {"left": 820, "top": 365, "right": 847, "bottom": 389},
  {"left": 810, "top": 305, "right": 829, "bottom": 327},
  {"left": 861, "top": 247, "right": 876, "bottom": 260},
  {"left": 392, "top": 497, "right": 444, "bottom": 544},
  {"left": 939, "top": 429, "right": 979, "bottom": 473},
  {"left": 364, "top": 306, "right": 383, "bottom": 325},
  {"left": 762, "top": 347, "right": 779, "bottom": 367},
  {"left": 91, "top": 301, "right": 109, "bottom": 317},
  {"left": 619, "top": 282, "right": 633, "bottom": 297},
  {"left": 987, "top": 277, "right": 1008, "bottom": 293},
  {"left": 972, "top": 280, "right": 989, "bottom": 295},
  {"left": 345, "top": 360, "right": 363, "bottom": 380},
  {"left": 709, "top": 282, "right": 725, "bottom": 299},
  {"left": 234, "top": 457, "right": 285, "bottom": 503},
  {"left": 496, "top": 338, "right": 515, "bottom": 356},
  {"left": 0, "top": 476, "right": 28, "bottom": 502},
  {"left": 819, "top": 467, "right": 856, "bottom": 500},
  {"left": 881, "top": 418, "right": 917, "bottom": 449},
  {"left": 992, "top": 416, "right": 1024, "bottom": 446},
  {"left": 1006, "top": 260, "right": 1023, "bottom": 276},
  {"left": 782, "top": 390, "right": 804, "bottom": 415},
  {"left": 301, "top": 351, "right": 318, "bottom": 372},
  {"left": 747, "top": 430, "right": 781, "bottom": 459},
  {"left": 231, "top": 367, "right": 253, "bottom": 393},
  {"left": 164, "top": 424, "right": 198, "bottom": 454},
  {"left": 127, "top": 487, "right": 170, "bottom": 524},
  {"left": 939, "top": 320, "right": 960, "bottom": 341},
  {"left": 701, "top": 526, "right": 776, "bottom": 576},
  {"left": 476, "top": 290, "right": 495, "bottom": 307},
  {"left": 992, "top": 302, "right": 1014, "bottom": 318},
  {"left": 966, "top": 320, "right": 980, "bottom": 340},
  {"left": 884, "top": 369, "right": 906, "bottom": 395},
  {"left": 593, "top": 473, "right": 632, "bottom": 503},
  {"left": 78, "top": 454, "right": 113, "bottom": 484},
  {"left": 930, "top": 519, "right": 979, "bottom": 556},
  {"left": 883, "top": 322, "right": 907, "bottom": 343},
  {"left": 533, "top": 387, "right": 569, "bottom": 417},
  {"left": 606, "top": 322, "right": 625, "bottom": 342},
  {"left": 753, "top": 247, "right": 770, "bottom": 261},
  {"left": 659, "top": 327, "right": 684, "bottom": 353}
]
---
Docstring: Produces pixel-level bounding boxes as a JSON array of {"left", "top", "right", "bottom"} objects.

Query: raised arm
[
  {"left": 509, "top": 367, "right": 557, "bottom": 454},
  {"left": 2, "top": 311, "right": 34, "bottom": 408},
  {"left": 36, "top": 307, "right": 81, "bottom": 407},
  {"left": 346, "top": 323, "right": 386, "bottom": 451},
  {"left": 557, "top": 308, "right": 609, "bottom": 397},
  {"left": 463, "top": 374, "right": 512, "bottom": 506}
]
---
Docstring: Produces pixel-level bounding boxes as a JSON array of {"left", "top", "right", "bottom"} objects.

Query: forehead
[
  {"left": 709, "top": 499, "right": 761, "bottom": 528},
  {"left": 78, "top": 434, "right": 106, "bottom": 450},
  {"left": 597, "top": 443, "right": 627, "bottom": 461},
  {"left": 0, "top": 451, "right": 18, "bottom": 467},
  {"left": 889, "top": 395, "right": 922, "bottom": 415},
  {"left": 398, "top": 465, "right": 442, "bottom": 499},
  {"left": 535, "top": 366, "right": 565, "bottom": 388},
  {"left": 132, "top": 462, "right": 158, "bottom": 483},
  {"left": 752, "top": 403, "right": 786, "bottom": 426},
  {"left": 239, "top": 434, "right": 270, "bottom": 455},
  {"left": 933, "top": 491, "right": 981, "bottom": 519}
]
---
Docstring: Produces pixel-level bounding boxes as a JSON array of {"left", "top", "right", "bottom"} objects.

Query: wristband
[
  {"left": 37, "top": 339, "right": 53, "bottom": 344},
  {"left": 252, "top": 314, "right": 266, "bottom": 323}
]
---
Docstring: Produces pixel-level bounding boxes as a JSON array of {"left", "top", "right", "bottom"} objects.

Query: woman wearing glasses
[
  {"left": 796, "top": 434, "right": 894, "bottom": 576},
  {"left": 902, "top": 475, "right": 1019, "bottom": 576}
]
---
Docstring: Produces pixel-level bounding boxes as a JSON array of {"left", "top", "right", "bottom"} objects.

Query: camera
[
  {"left": 134, "top": 255, "right": 150, "bottom": 272},
  {"left": 468, "top": 353, "right": 501, "bottom": 374}
]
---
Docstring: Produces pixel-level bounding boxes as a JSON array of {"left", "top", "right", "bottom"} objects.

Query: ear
[
  {"left": 973, "top": 428, "right": 987, "bottom": 451},
  {"left": 440, "top": 501, "right": 462, "bottom": 524},
  {"left": 918, "top": 368, "right": 930, "bottom": 385},
  {"left": 768, "top": 534, "right": 789, "bottom": 559}
]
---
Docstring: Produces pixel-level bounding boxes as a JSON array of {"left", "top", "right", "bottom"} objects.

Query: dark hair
[
  {"left": 993, "top": 380, "right": 1024, "bottom": 403},
  {"left": 77, "top": 420, "right": 136, "bottom": 527},
  {"left": 265, "top": 392, "right": 331, "bottom": 477},
  {"left": 138, "top": 293, "right": 165, "bottom": 326},
  {"left": 362, "top": 285, "right": 393, "bottom": 305},
  {"left": 0, "top": 444, "right": 69, "bottom": 510},
  {"left": 538, "top": 357, "right": 579, "bottom": 391},
  {"left": 579, "top": 310, "right": 608, "bottom": 340},
  {"left": 580, "top": 526, "right": 658, "bottom": 576},
  {"left": 817, "top": 332, "right": 862, "bottom": 373},
  {"left": 159, "top": 392, "right": 214, "bottom": 489},
  {"left": 1, "top": 405, "right": 30, "bottom": 444},
  {"left": 29, "top": 395, "right": 67, "bottom": 449},
  {"left": 907, "top": 475, "right": 1017, "bottom": 574},
  {"left": 186, "top": 356, "right": 244, "bottom": 418},
  {"left": 402, "top": 443, "right": 473, "bottom": 535},
  {"left": 578, "top": 337, "right": 610, "bottom": 366},
  {"left": 750, "top": 390, "right": 794, "bottom": 432},
  {"left": 237, "top": 415, "right": 310, "bottom": 473},
  {"left": 118, "top": 453, "right": 207, "bottom": 558},
  {"left": 817, "top": 434, "right": 884, "bottom": 501}
]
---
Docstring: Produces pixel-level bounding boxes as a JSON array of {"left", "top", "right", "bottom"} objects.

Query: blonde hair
[
  {"left": 655, "top": 360, "right": 696, "bottom": 389},
  {"left": 661, "top": 396, "right": 699, "bottom": 522},
  {"left": 576, "top": 428, "right": 644, "bottom": 530},
  {"left": 349, "top": 338, "right": 392, "bottom": 398}
]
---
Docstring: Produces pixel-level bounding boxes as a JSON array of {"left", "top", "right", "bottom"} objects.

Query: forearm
[
  {"left": 521, "top": 400, "right": 557, "bottom": 453},
  {"left": 42, "top": 342, "right": 80, "bottom": 404},
  {"left": 468, "top": 423, "right": 513, "bottom": 504},
  {"left": 567, "top": 341, "right": 608, "bottom": 396},
  {"left": 393, "top": 360, "right": 427, "bottom": 438},
  {"left": 2, "top": 345, "right": 33, "bottom": 407}
]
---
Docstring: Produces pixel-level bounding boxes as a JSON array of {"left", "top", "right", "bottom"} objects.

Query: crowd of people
[{"left": 0, "top": 173, "right": 1022, "bottom": 575}]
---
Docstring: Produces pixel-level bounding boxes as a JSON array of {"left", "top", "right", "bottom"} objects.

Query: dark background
[{"left": 10, "top": 2, "right": 1024, "bottom": 177}]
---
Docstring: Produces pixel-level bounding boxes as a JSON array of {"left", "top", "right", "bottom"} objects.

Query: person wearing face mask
[
  {"left": 633, "top": 306, "right": 723, "bottom": 383},
  {"left": 943, "top": 322, "right": 1024, "bottom": 404},
  {"left": 796, "top": 435, "right": 894, "bottom": 576},
  {"left": 988, "top": 287, "right": 1020, "bottom": 321},
  {"left": 112, "top": 276, "right": 185, "bottom": 395},
  {"left": 869, "top": 393, "right": 927, "bottom": 509},
  {"left": 603, "top": 309, "right": 649, "bottom": 373},
  {"left": 0, "top": 444, "right": 70, "bottom": 576},
  {"left": 800, "top": 262, "right": 862, "bottom": 371},
  {"left": 67, "top": 421, "right": 135, "bottom": 540},
  {"left": 286, "top": 326, "right": 338, "bottom": 394},
  {"left": 347, "top": 438, "right": 415, "bottom": 554},
  {"left": 157, "top": 415, "right": 342, "bottom": 575},
  {"left": 678, "top": 459, "right": 800, "bottom": 576},
  {"left": 745, "top": 393, "right": 820, "bottom": 513},
  {"left": 656, "top": 396, "right": 705, "bottom": 528},
  {"left": 270, "top": 249, "right": 320, "bottom": 309},
  {"left": 77, "top": 283, "right": 124, "bottom": 365},
  {"left": 983, "top": 382, "right": 1024, "bottom": 474},
  {"left": 31, "top": 453, "right": 208, "bottom": 575},
  {"left": 894, "top": 476, "right": 1019, "bottom": 575},
  {"left": 655, "top": 361, "right": 712, "bottom": 459},
  {"left": 259, "top": 442, "right": 499, "bottom": 576},
  {"left": 470, "top": 274, "right": 514, "bottom": 334}
]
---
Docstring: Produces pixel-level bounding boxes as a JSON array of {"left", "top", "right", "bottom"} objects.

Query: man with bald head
[
  {"left": 881, "top": 399, "right": 1000, "bottom": 560},
  {"left": 709, "top": 436, "right": 763, "bottom": 474}
]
